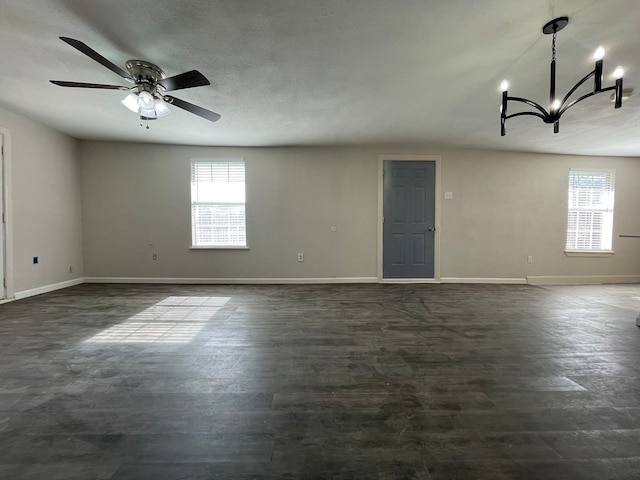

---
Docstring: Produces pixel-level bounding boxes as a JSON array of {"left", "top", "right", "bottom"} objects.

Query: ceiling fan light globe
[
  {"left": 140, "top": 107, "right": 157, "bottom": 119},
  {"left": 121, "top": 93, "right": 139, "bottom": 113},
  {"left": 154, "top": 99, "right": 171, "bottom": 117},
  {"left": 138, "top": 91, "right": 155, "bottom": 110}
]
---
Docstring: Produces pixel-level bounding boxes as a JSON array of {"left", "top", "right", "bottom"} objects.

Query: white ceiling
[{"left": 0, "top": 0, "right": 639, "bottom": 156}]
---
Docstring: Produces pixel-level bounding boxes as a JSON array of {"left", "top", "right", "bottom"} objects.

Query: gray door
[{"left": 383, "top": 160, "right": 436, "bottom": 278}]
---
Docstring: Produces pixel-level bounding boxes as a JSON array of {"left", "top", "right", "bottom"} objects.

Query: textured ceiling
[{"left": 0, "top": 0, "right": 639, "bottom": 156}]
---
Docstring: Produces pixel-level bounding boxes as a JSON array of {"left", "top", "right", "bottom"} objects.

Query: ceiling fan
[{"left": 50, "top": 36, "right": 221, "bottom": 124}]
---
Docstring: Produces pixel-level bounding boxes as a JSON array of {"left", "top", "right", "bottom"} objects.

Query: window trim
[
  {"left": 190, "top": 158, "right": 248, "bottom": 249},
  {"left": 564, "top": 250, "right": 614, "bottom": 257},
  {"left": 565, "top": 168, "right": 615, "bottom": 254},
  {"left": 189, "top": 245, "right": 250, "bottom": 250}
]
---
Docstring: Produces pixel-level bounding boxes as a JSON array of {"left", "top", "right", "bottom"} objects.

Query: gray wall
[
  {"left": 0, "top": 106, "right": 83, "bottom": 295},
  {"left": 79, "top": 141, "right": 640, "bottom": 282},
  {"left": 80, "top": 143, "right": 378, "bottom": 279},
  {"left": 440, "top": 149, "right": 640, "bottom": 280}
]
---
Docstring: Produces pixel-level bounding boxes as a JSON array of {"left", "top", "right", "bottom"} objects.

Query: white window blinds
[
  {"left": 191, "top": 160, "right": 246, "bottom": 247},
  {"left": 566, "top": 169, "right": 615, "bottom": 251}
]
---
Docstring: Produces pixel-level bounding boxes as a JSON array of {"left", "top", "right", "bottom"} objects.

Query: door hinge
[{"left": 3, "top": 278, "right": 6, "bottom": 288}]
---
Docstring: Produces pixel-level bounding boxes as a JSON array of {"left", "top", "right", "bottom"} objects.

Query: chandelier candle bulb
[{"left": 593, "top": 46, "right": 605, "bottom": 61}]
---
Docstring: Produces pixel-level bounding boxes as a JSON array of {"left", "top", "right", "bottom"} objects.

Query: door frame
[
  {"left": 0, "top": 127, "right": 14, "bottom": 302},
  {"left": 377, "top": 154, "right": 441, "bottom": 283}
]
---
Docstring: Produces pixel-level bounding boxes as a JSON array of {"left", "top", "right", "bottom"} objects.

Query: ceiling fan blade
[
  {"left": 59, "top": 36, "right": 133, "bottom": 81},
  {"left": 50, "top": 80, "right": 129, "bottom": 90},
  {"left": 158, "top": 70, "right": 210, "bottom": 92},
  {"left": 164, "top": 95, "right": 221, "bottom": 122}
]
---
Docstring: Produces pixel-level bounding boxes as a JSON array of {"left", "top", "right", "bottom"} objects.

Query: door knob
[{"left": 427, "top": 227, "right": 436, "bottom": 232}]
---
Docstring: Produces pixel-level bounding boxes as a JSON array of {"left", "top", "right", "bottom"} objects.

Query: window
[
  {"left": 191, "top": 160, "right": 246, "bottom": 247},
  {"left": 566, "top": 169, "right": 615, "bottom": 252}
]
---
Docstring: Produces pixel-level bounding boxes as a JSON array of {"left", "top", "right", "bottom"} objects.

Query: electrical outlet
[
  {"left": 444, "top": 191, "right": 453, "bottom": 200},
  {"left": 527, "top": 255, "right": 533, "bottom": 264},
  {"left": 33, "top": 256, "right": 38, "bottom": 264},
  {"left": 297, "top": 253, "right": 304, "bottom": 262},
  {"left": 152, "top": 253, "right": 158, "bottom": 260},
  {"left": 68, "top": 265, "right": 73, "bottom": 273}
]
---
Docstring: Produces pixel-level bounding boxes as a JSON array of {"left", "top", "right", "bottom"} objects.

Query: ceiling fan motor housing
[{"left": 125, "top": 60, "right": 166, "bottom": 93}]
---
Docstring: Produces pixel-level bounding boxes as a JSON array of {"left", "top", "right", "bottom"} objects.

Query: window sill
[
  {"left": 564, "top": 250, "right": 614, "bottom": 257},
  {"left": 190, "top": 246, "right": 250, "bottom": 250}
]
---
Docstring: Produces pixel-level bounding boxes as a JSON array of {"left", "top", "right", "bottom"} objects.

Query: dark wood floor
[{"left": 1, "top": 283, "right": 639, "bottom": 479}]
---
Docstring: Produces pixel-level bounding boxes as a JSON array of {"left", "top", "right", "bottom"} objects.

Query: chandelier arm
[
  {"left": 506, "top": 96, "right": 549, "bottom": 117},
  {"left": 558, "top": 85, "right": 616, "bottom": 116},
  {"left": 505, "top": 111, "right": 547, "bottom": 121},
  {"left": 559, "top": 70, "right": 595, "bottom": 109},
  {"left": 501, "top": 107, "right": 547, "bottom": 136}
]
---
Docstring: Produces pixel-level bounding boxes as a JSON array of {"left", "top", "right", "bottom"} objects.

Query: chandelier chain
[{"left": 552, "top": 32, "right": 557, "bottom": 62}]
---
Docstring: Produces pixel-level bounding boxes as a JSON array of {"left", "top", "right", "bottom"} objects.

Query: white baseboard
[
  {"left": 14, "top": 278, "right": 84, "bottom": 300},
  {"left": 9, "top": 276, "right": 638, "bottom": 300},
  {"left": 83, "top": 276, "right": 378, "bottom": 285},
  {"left": 440, "top": 277, "right": 527, "bottom": 284},
  {"left": 527, "top": 275, "right": 640, "bottom": 286}
]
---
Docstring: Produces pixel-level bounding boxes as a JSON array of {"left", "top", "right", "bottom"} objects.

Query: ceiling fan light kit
[
  {"left": 122, "top": 60, "right": 170, "bottom": 121},
  {"left": 50, "top": 37, "right": 221, "bottom": 127},
  {"left": 500, "top": 16, "right": 624, "bottom": 136}
]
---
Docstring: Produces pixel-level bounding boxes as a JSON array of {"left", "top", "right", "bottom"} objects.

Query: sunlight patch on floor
[{"left": 84, "top": 296, "right": 230, "bottom": 344}]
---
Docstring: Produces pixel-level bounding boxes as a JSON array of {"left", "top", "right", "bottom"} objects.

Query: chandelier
[{"left": 500, "top": 16, "right": 624, "bottom": 135}]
